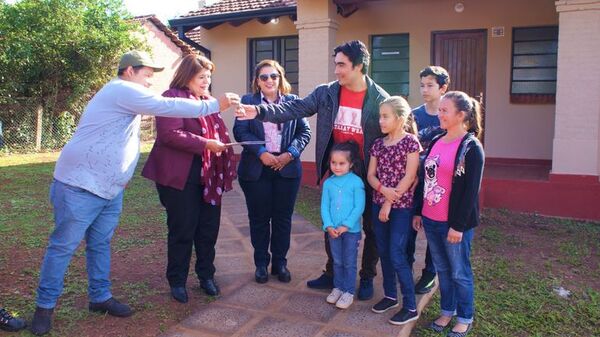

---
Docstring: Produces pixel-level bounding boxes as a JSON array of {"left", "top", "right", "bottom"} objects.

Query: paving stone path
[{"left": 160, "top": 183, "right": 435, "bottom": 337}]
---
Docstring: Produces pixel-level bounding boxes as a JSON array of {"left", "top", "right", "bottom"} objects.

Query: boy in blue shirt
[{"left": 411, "top": 66, "right": 450, "bottom": 294}]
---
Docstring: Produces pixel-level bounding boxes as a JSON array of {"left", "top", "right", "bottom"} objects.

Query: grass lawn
[{"left": 1, "top": 150, "right": 599, "bottom": 336}]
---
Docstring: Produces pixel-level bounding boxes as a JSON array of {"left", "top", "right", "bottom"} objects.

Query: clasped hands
[
  {"left": 260, "top": 152, "right": 293, "bottom": 171},
  {"left": 326, "top": 225, "right": 349, "bottom": 239}
]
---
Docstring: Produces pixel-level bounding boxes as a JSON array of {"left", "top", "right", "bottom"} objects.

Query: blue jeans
[
  {"left": 372, "top": 205, "right": 416, "bottom": 310},
  {"left": 36, "top": 180, "right": 123, "bottom": 309},
  {"left": 423, "top": 216, "right": 474, "bottom": 324},
  {"left": 329, "top": 231, "right": 362, "bottom": 294}
]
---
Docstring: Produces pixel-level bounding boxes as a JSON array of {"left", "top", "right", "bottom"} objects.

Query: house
[
  {"left": 131, "top": 15, "right": 199, "bottom": 139},
  {"left": 169, "top": 0, "right": 600, "bottom": 220}
]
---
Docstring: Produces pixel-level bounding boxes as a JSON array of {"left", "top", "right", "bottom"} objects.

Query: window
[
  {"left": 510, "top": 26, "right": 558, "bottom": 104},
  {"left": 249, "top": 36, "right": 299, "bottom": 94},
  {"left": 370, "top": 34, "right": 410, "bottom": 97}
]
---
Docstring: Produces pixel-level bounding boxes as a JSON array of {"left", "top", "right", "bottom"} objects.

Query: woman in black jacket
[
  {"left": 412, "top": 91, "right": 484, "bottom": 337},
  {"left": 233, "top": 60, "right": 311, "bottom": 284}
]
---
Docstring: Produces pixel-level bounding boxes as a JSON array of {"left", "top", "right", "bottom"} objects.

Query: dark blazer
[
  {"left": 234, "top": 93, "right": 311, "bottom": 181},
  {"left": 413, "top": 132, "right": 485, "bottom": 232},
  {"left": 255, "top": 76, "right": 389, "bottom": 183},
  {"left": 141, "top": 88, "right": 210, "bottom": 190}
]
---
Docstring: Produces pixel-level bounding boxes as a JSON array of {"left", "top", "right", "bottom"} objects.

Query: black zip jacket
[{"left": 414, "top": 132, "right": 485, "bottom": 232}]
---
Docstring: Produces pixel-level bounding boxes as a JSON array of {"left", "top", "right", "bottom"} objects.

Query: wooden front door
[{"left": 431, "top": 30, "right": 487, "bottom": 135}]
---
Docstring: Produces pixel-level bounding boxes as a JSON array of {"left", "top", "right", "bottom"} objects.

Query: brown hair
[
  {"left": 169, "top": 54, "right": 215, "bottom": 90},
  {"left": 380, "top": 96, "right": 417, "bottom": 136},
  {"left": 443, "top": 91, "right": 483, "bottom": 139},
  {"left": 251, "top": 59, "right": 292, "bottom": 95}
]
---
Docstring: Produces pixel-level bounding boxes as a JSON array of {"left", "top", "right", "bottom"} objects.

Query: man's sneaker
[
  {"left": 0, "top": 308, "right": 26, "bottom": 332},
  {"left": 89, "top": 297, "right": 133, "bottom": 317},
  {"left": 326, "top": 288, "right": 343, "bottom": 304},
  {"left": 389, "top": 307, "right": 419, "bottom": 325},
  {"left": 415, "top": 271, "right": 436, "bottom": 294},
  {"left": 357, "top": 278, "right": 374, "bottom": 300},
  {"left": 371, "top": 297, "right": 399, "bottom": 313},
  {"left": 335, "top": 292, "right": 354, "bottom": 309},
  {"left": 307, "top": 273, "right": 334, "bottom": 289},
  {"left": 30, "top": 306, "right": 53, "bottom": 335}
]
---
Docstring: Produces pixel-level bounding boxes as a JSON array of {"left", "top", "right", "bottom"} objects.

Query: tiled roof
[
  {"left": 180, "top": 0, "right": 297, "bottom": 18},
  {"left": 131, "top": 15, "right": 195, "bottom": 54},
  {"left": 185, "top": 28, "right": 203, "bottom": 45}
]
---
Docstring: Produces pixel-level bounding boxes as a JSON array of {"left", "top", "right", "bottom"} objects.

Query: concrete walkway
[{"left": 160, "top": 183, "right": 435, "bottom": 337}]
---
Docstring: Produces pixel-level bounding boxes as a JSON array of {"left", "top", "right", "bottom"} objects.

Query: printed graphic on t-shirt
[
  {"left": 334, "top": 106, "right": 363, "bottom": 135},
  {"left": 424, "top": 154, "right": 446, "bottom": 206}
]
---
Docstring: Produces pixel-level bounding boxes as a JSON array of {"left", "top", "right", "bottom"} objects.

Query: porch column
[
  {"left": 295, "top": 0, "right": 339, "bottom": 96},
  {"left": 552, "top": 0, "right": 600, "bottom": 178}
]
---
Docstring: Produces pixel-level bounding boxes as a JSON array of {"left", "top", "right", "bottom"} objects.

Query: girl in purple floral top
[{"left": 367, "top": 96, "right": 422, "bottom": 325}]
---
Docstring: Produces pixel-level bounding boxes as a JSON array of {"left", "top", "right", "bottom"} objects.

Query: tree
[{"left": 0, "top": 0, "right": 145, "bottom": 149}]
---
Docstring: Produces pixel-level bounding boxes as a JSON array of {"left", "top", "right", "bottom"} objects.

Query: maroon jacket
[{"left": 141, "top": 88, "right": 209, "bottom": 190}]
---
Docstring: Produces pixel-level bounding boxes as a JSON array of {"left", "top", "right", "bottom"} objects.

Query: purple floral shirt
[{"left": 370, "top": 134, "right": 422, "bottom": 208}]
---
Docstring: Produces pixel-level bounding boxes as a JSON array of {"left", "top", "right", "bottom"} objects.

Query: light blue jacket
[{"left": 321, "top": 172, "right": 365, "bottom": 233}]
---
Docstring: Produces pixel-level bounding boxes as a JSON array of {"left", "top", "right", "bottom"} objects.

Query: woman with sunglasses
[
  {"left": 142, "top": 54, "right": 236, "bottom": 303},
  {"left": 234, "top": 60, "right": 311, "bottom": 284}
]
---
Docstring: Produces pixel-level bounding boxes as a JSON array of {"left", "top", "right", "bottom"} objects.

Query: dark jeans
[
  {"left": 407, "top": 227, "right": 436, "bottom": 275},
  {"left": 156, "top": 183, "right": 221, "bottom": 287},
  {"left": 239, "top": 167, "right": 301, "bottom": 268},
  {"left": 423, "top": 216, "right": 474, "bottom": 324},
  {"left": 324, "top": 183, "right": 379, "bottom": 280},
  {"left": 372, "top": 205, "right": 416, "bottom": 310}
]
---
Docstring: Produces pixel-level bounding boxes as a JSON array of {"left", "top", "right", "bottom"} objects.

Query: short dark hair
[
  {"left": 333, "top": 40, "right": 370, "bottom": 74},
  {"left": 419, "top": 66, "right": 450, "bottom": 88},
  {"left": 330, "top": 141, "right": 363, "bottom": 177},
  {"left": 117, "top": 65, "right": 145, "bottom": 76}
]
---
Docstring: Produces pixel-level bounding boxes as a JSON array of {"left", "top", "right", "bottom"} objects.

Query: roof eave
[{"left": 169, "top": 6, "right": 297, "bottom": 32}]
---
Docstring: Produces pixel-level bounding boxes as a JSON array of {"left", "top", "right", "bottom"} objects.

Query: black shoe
[
  {"left": 30, "top": 306, "right": 53, "bottom": 335},
  {"left": 371, "top": 297, "right": 399, "bottom": 314},
  {"left": 306, "top": 273, "right": 333, "bottom": 289},
  {"left": 89, "top": 297, "right": 133, "bottom": 317},
  {"left": 446, "top": 323, "right": 472, "bottom": 337},
  {"left": 357, "top": 278, "right": 374, "bottom": 301},
  {"left": 0, "top": 308, "right": 26, "bottom": 332},
  {"left": 170, "top": 286, "right": 188, "bottom": 303},
  {"left": 415, "top": 271, "right": 436, "bottom": 294},
  {"left": 200, "top": 278, "right": 220, "bottom": 296},
  {"left": 271, "top": 265, "right": 291, "bottom": 283},
  {"left": 255, "top": 266, "right": 268, "bottom": 284},
  {"left": 389, "top": 307, "right": 419, "bottom": 325}
]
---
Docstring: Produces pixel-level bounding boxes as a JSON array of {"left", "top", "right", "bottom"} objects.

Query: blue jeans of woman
[
  {"left": 422, "top": 216, "right": 474, "bottom": 324},
  {"left": 36, "top": 180, "right": 123, "bottom": 309},
  {"left": 329, "top": 231, "right": 362, "bottom": 294},
  {"left": 372, "top": 205, "right": 416, "bottom": 310}
]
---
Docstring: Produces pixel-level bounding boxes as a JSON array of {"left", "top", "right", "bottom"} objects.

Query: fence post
[{"left": 35, "top": 105, "right": 43, "bottom": 151}]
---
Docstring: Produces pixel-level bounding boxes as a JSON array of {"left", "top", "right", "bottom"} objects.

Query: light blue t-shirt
[
  {"left": 321, "top": 172, "right": 365, "bottom": 233},
  {"left": 53, "top": 79, "right": 220, "bottom": 200}
]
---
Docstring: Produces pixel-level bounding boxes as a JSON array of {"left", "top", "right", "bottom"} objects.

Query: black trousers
[
  {"left": 156, "top": 183, "right": 221, "bottom": 287},
  {"left": 239, "top": 167, "right": 301, "bottom": 268},
  {"left": 323, "top": 181, "right": 379, "bottom": 279}
]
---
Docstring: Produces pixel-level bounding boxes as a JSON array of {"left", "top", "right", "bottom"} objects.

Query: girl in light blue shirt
[{"left": 321, "top": 141, "right": 365, "bottom": 309}]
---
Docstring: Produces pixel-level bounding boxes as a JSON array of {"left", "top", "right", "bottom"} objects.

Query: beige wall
[
  {"left": 199, "top": 0, "right": 559, "bottom": 161},
  {"left": 552, "top": 0, "right": 600, "bottom": 176},
  {"left": 335, "top": 0, "right": 558, "bottom": 160}
]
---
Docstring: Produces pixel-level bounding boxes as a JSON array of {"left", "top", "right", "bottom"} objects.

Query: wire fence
[{"left": 0, "top": 104, "right": 156, "bottom": 154}]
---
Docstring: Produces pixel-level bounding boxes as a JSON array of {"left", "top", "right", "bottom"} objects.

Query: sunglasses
[{"left": 259, "top": 73, "right": 280, "bottom": 81}]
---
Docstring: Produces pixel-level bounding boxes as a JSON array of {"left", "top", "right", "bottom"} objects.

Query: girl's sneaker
[
  {"left": 372, "top": 297, "right": 399, "bottom": 313},
  {"left": 326, "top": 288, "right": 343, "bottom": 304},
  {"left": 335, "top": 292, "right": 354, "bottom": 309},
  {"left": 389, "top": 307, "right": 419, "bottom": 325}
]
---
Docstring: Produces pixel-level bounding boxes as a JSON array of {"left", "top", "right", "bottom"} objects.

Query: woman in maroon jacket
[{"left": 142, "top": 54, "right": 236, "bottom": 303}]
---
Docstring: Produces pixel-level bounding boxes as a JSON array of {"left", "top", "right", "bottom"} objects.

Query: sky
[{"left": 122, "top": 0, "right": 219, "bottom": 23}]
